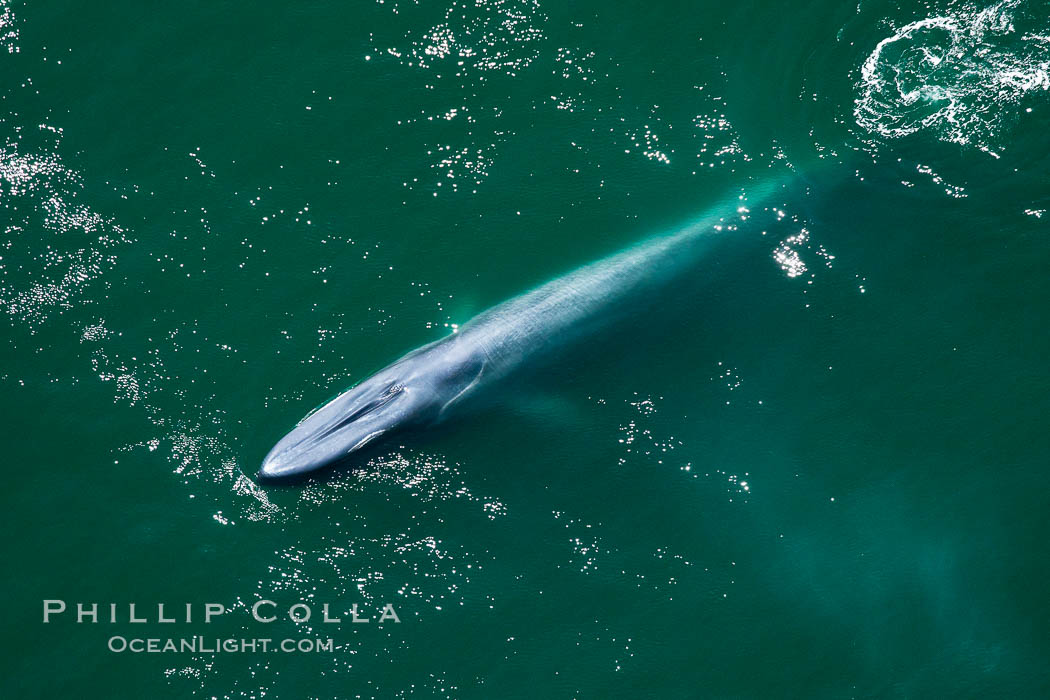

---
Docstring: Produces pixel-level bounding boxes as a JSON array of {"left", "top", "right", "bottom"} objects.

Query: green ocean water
[{"left": 3, "top": 0, "right": 1050, "bottom": 697}]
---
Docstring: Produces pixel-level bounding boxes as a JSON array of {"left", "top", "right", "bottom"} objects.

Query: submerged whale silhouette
[{"left": 259, "top": 179, "right": 789, "bottom": 481}]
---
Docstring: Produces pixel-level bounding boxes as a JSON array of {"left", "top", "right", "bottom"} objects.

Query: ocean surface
[{"left": 3, "top": 0, "right": 1049, "bottom": 697}]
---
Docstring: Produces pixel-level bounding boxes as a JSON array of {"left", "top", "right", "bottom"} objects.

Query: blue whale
[{"left": 258, "top": 180, "right": 788, "bottom": 480}]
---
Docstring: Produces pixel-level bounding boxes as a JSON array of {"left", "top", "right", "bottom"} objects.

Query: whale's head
[
  {"left": 258, "top": 341, "right": 482, "bottom": 481},
  {"left": 258, "top": 364, "right": 431, "bottom": 481}
]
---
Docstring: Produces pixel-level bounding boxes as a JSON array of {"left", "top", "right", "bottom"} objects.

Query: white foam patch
[{"left": 854, "top": 0, "right": 1050, "bottom": 156}]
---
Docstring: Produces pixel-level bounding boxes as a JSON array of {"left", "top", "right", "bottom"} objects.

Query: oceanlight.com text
[{"left": 107, "top": 636, "right": 335, "bottom": 653}]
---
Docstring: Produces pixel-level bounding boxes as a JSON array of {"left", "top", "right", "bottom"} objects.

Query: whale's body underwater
[{"left": 259, "top": 180, "right": 788, "bottom": 480}]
